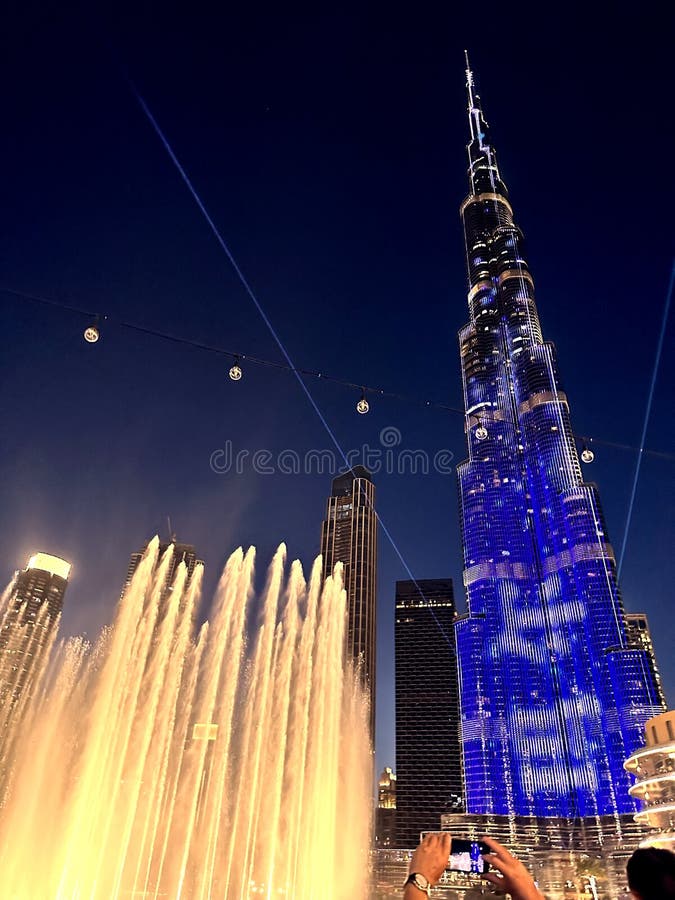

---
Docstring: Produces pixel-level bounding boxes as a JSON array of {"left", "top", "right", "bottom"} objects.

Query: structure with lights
[
  {"left": 375, "top": 766, "right": 397, "bottom": 848},
  {"left": 453, "top": 56, "right": 665, "bottom": 827},
  {"left": 624, "top": 613, "right": 667, "bottom": 709},
  {"left": 320, "top": 466, "right": 377, "bottom": 740},
  {"left": 0, "top": 553, "right": 71, "bottom": 706},
  {"left": 625, "top": 710, "right": 675, "bottom": 849}
]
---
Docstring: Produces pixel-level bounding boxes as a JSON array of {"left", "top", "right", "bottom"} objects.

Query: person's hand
[
  {"left": 480, "top": 836, "right": 544, "bottom": 900},
  {"left": 408, "top": 832, "right": 452, "bottom": 886}
]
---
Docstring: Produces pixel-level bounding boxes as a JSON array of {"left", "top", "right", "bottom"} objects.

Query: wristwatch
[{"left": 404, "top": 872, "right": 431, "bottom": 896}]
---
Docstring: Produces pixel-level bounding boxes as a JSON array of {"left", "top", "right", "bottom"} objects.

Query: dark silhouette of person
[{"left": 627, "top": 847, "right": 675, "bottom": 900}]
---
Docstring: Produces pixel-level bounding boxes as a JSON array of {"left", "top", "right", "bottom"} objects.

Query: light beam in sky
[
  {"left": 618, "top": 259, "right": 674, "bottom": 579},
  {"left": 127, "top": 81, "right": 451, "bottom": 638}
]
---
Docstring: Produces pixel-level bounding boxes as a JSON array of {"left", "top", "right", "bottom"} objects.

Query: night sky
[{"left": 1, "top": 4, "right": 673, "bottom": 777}]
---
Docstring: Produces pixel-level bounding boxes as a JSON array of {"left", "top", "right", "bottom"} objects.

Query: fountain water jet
[{"left": 0, "top": 540, "right": 372, "bottom": 899}]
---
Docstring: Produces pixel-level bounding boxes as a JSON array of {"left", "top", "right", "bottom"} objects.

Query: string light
[
  {"left": 83, "top": 317, "right": 101, "bottom": 344},
  {"left": 2, "top": 285, "right": 674, "bottom": 463},
  {"left": 356, "top": 389, "right": 370, "bottom": 415},
  {"left": 581, "top": 444, "right": 595, "bottom": 464},
  {"left": 228, "top": 356, "right": 243, "bottom": 381}
]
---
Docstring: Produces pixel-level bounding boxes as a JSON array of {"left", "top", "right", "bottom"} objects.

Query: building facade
[
  {"left": 320, "top": 466, "right": 377, "bottom": 738},
  {"left": 124, "top": 538, "right": 202, "bottom": 599},
  {"left": 375, "top": 766, "right": 397, "bottom": 848},
  {"left": 395, "top": 579, "right": 462, "bottom": 846},
  {"left": 0, "top": 553, "right": 70, "bottom": 706},
  {"left": 625, "top": 613, "right": 667, "bottom": 709},
  {"left": 454, "top": 57, "right": 664, "bottom": 820},
  {"left": 625, "top": 709, "right": 675, "bottom": 849}
]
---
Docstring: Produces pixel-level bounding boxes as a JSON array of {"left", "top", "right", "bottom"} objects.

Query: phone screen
[{"left": 446, "top": 838, "right": 489, "bottom": 874}]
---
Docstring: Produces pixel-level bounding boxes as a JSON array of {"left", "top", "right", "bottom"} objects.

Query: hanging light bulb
[
  {"left": 228, "top": 356, "right": 243, "bottom": 381},
  {"left": 475, "top": 424, "right": 488, "bottom": 442},
  {"left": 581, "top": 444, "right": 595, "bottom": 464},
  {"left": 83, "top": 317, "right": 100, "bottom": 343},
  {"left": 356, "top": 389, "right": 369, "bottom": 415}
]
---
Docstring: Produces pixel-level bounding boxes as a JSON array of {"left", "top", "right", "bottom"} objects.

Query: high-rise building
[
  {"left": 320, "top": 466, "right": 377, "bottom": 738},
  {"left": 454, "top": 56, "right": 664, "bottom": 821},
  {"left": 123, "top": 537, "right": 202, "bottom": 599},
  {"left": 375, "top": 766, "right": 397, "bottom": 848},
  {"left": 625, "top": 613, "right": 666, "bottom": 709},
  {"left": 378, "top": 766, "right": 397, "bottom": 808},
  {"left": 395, "top": 579, "right": 462, "bottom": 846},
  {"left": 0, "top": 553, "right": 70, "bottom": 705}
]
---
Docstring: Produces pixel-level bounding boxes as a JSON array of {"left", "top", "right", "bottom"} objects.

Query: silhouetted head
[{"left": 626, "top": 847, "right": 675, "bottom": 900}]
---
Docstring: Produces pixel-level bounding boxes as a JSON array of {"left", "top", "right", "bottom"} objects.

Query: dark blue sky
[{"left": 1, "top": 3, "right": 673, "bottom": 775}]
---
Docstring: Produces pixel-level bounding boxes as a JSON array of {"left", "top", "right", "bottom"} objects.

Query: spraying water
[{"left": 0, "top": 540, "right": 372, "bottom": 899}]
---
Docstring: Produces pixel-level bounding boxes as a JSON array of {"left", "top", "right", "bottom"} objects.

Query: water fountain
[{"left": 0, "top": 539, "right": 372, "bottom": 898}]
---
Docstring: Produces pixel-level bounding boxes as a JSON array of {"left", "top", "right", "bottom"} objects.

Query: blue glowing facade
[{"left": 455, "top": 59, "right": 664, "bottom": 819}]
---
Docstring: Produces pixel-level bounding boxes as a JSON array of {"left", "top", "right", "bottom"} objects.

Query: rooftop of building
[
  {"left": 26, "top": 553, "right": 71, "bottom": 581},
  {"left": 330, "top": 465, "right": 372, "bottom": 495}
]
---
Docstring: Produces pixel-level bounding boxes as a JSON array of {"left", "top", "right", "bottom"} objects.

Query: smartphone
[{"left": 446, "top": 838, "right": 490, "bottom": 875}]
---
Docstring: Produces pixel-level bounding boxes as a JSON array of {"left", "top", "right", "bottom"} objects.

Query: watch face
[{"left": 412, "top": 873, "right": 430, "bottom": 889}]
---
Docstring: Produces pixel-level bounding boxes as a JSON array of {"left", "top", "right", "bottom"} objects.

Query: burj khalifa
[{"left": 454, "top": 55, "right": 664, "bottom": 820}]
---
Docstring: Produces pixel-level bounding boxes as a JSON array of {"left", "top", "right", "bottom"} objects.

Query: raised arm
[
  {"left": 481, "top": 836, "right": 545, "bottom": 900},
  {"left": 404, "top": 832, "right": 452, "bottom": 898}
]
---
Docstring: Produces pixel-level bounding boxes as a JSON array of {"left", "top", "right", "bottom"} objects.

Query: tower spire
[
  {"left": 463, "top": 51, "right": 486, "bottom": 144},
  {"left": 462, "top": 53, "right": 505, "bottom": 196},
  {"left": 464, "top": 49, "right": 476, "bottom": 110}
]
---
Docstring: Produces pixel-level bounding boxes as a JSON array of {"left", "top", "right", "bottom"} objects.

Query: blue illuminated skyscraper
[{"left": 455, "top": 56, "right": 665, "bottom": 820}]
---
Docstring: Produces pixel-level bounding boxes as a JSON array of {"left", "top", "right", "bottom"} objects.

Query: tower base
[{"left": 436, "top": 812, "right": 646, "bottom": 899}]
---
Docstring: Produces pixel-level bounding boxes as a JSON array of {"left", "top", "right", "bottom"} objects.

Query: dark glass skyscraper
[
  {"left": 395, "top": 579, "right": 462, "bottom": 846},
  {"left": 321, "top": 466, "right": 377, "bottom": 739},
  {"left": 454, "top": 58, "right": 664, "bottom": 819}
]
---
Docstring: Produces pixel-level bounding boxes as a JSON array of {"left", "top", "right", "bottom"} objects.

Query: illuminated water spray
[{"left": 0, "top": 540, "right": 372, "bottom": 899}]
